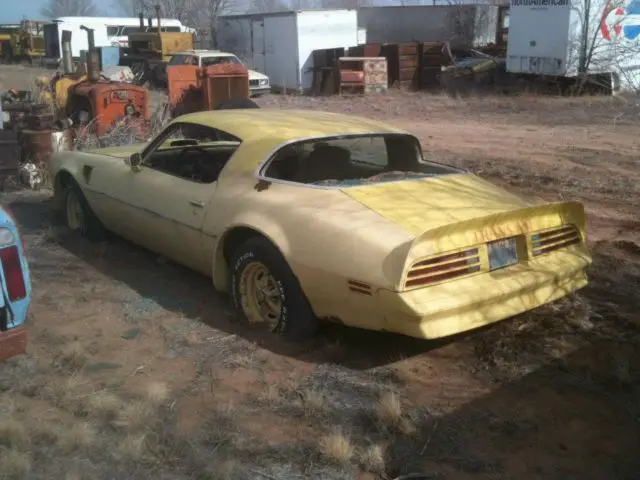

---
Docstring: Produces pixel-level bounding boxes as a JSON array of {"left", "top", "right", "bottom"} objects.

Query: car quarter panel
[{"left": 203, "top": 165, "right": 414, "bottom": 329}]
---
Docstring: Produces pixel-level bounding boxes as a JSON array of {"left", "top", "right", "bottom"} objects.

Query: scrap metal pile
[{"left": 0, "top": 26, "right": 154, "bottom": 190}]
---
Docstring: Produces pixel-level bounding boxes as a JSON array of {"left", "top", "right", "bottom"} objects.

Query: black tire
[
  {"left": 230, "top": 237, "right": 317, "bottom": 341},
  {"left": 214, "top": 98, "right": 260, "bottom": 110},
  {"left": 63, "top": 180, "right": 106, "bottom": 242}
]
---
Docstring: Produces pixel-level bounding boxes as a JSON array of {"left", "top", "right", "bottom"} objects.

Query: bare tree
[
  {"left": 567, "top": 0, "right": 640, "bottom": 92},
  {"left": 114, "top": 0, "right": 198, "bottom": 20},
  {"left": 250, "top": 0, "right": 288, "bottom": 13},
  {"left": 114, "top": 0, "right": 236, "bottom": 48},
  {"left": 40, "top": 0, "right": 99, "bottom": 17}
]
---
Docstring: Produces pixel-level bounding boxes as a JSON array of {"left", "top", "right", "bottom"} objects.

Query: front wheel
[
  {"left": 64, "top": 181, "right": 106, "bottom": 242},
  {"left": 230, "top": 237, "right": 317, "bottom": 341}
]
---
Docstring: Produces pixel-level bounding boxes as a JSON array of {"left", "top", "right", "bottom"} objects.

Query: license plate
[{"left": 488, "top": 237, "right": 519, "bottom": 271}]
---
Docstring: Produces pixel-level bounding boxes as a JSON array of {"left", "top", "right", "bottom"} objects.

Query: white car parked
[{"left": 162, "top": 50, "right": 271, "bottom": 96}]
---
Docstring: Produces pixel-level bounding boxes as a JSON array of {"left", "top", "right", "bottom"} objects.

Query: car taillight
[
  {"left": 0, "top": 246, "right": 27, "bottom": 301},
  {"left": 2, "top": 208, "right": 26, "bottom": 254},
  {"left": 405, "top": 248, "right": 481, "bottom": 289}
]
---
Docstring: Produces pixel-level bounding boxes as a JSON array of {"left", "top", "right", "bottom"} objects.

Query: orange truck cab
[{"left": 167, "top": 63, "right": 249, "bottom": 117}]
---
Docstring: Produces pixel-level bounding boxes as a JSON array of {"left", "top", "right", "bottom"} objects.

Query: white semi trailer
[{"left": 506, "top": 0, "right": 640, "bottom": 93}]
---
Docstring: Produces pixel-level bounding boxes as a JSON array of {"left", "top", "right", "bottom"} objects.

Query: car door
[
  {"left": 81, "top": 148, "right": 180, "bottom": 256},
  {"left": 114, "top": 123, "right": 237, "bottom": 271}
]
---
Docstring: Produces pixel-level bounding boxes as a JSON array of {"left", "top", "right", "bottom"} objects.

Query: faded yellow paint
[
  {"left": 48, "top": 108, "right": 593, "bottom": 341},
  {"left": 176, "top": 109, "right": 405, "bottom": 147},
  {"left": 343, "top": 173, "right": 532, "bottom": 236},
  {"left": 54, "top": 75, "right": 87, "bottom": 109}
]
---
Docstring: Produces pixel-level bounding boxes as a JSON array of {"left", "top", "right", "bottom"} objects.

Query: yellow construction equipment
[
  {"left": 0, "top": 24, "right": 19, "bottom": 61},
  {"left": 119, "top": 5, "right": 194, "bottom": 85},
  {"left": 2, "top": 20, "right": 47, "bottom": 63}
]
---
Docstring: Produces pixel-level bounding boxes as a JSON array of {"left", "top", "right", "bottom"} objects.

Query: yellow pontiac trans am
[{"left": 49, "top": 109, "right": 593, "bottom": 341}]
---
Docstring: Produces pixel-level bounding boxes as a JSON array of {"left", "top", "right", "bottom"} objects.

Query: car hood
[
  {"left": 341, "top": 173, "right": 534, "bottom": 236},
  {"left": 248, "top": 70, "right": 268, "bottom": 81},
  {"left": 86, "top": 144, "right": 147, "bottom": 159}
]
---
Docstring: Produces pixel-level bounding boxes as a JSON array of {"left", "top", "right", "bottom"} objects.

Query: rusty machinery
[
  {"left": 0, "top": 24, "right": 19, "bottom": 63},
  {"left": 167, "top": 63, "right": 250, "bottom": 117},
  {"left": 2, "top": 20, "right": 47, "bottom": 64},
  {"left": 53, "top": 26, "right": 150, "bottom": 138},
  {"left": 119, "top": 5, "right": 195, "bottom": 86}
]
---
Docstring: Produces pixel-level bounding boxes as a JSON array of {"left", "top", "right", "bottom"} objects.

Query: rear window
[{"left": 261, "top": 134, "right": 460, "bottom": 186}]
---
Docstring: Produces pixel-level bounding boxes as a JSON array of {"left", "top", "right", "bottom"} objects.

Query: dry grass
[
  {"left": 0, "top": 449, "right": 31, "bottom": 479},
  {"left": 115, "top": 433, "right": 148, "bottom": 461},
  {"left": 64, "top": 471, "right": 84, "bottom": 480},
  {"left": 0, "top": 419, "right": 29, "bottom": 450},
  {"left": 204, "top": 459, "right": 240, "bottom": 480},
  {"left": 45, "top": 374, "right": 86, "bottom": 412},
  {"left": 112, "top": 401, "right": 155, "bottom": 432},
  {"left": 375, "top": 391, "right": 416, "bottom": 435},
  {"left": 74, "top": 103, "right": 172, "bottom": 151},
  {"left": 259, "top": 384, "right": 282, "bottom": 405},
  {"left": 318, "top": 430, "right": 355, "bottom": 465},
  {"left": 58, "top": 422, "right": 96, "bottom": 452},
  {"left": 360, "top": 443, "right": 387, "bottom": 475},
  {"left": 299, "top": 389, "right": 329, "bottom": 417},
  {"left": 143, "top": 381, "right": 170, "bottom": 406},
  {"left": 54, "top": 342, "right": 87, "bottom": 372},
  {"left": 84, "top": 390, "right": 123, "bottom": 420}
]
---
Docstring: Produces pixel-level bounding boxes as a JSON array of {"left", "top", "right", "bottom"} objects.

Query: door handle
[{"left": 189, "top": 200, "right": 204, "bottom": 208}]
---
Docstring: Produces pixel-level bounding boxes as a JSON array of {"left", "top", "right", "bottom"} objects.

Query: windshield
[
  {"left": 201, "top": 55, "right": 242, "bottom": 67},
  {"left": 262, "top": 134, "right": 461, "bottom": 186}
]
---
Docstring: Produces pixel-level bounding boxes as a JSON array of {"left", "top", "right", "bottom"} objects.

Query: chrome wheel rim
[
  {"left": 238, "top": 261, "right": 282, "bottom": 329},
  {"left": 66, "top": 189, "right": 84, "bottom": 232}
]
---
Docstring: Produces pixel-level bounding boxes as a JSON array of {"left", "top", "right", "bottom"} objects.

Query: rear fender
[
  {"left": 211, "top": 216, "right": 291, "bottom": 293},
  {"left": 0, "top": 243, "right": 31, "bottom": 329}
]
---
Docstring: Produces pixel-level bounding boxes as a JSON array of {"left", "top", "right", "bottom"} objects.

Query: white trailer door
[{"left": 251, "top": 18, "right": 266, "bottom": 74}]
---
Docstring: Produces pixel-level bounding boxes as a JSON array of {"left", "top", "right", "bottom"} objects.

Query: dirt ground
[{"left": 1, "top": 64, "right": 639, "bottom": 480}]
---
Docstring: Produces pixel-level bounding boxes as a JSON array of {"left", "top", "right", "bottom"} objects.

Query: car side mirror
[{"left": 126, "top": 153, "right": 143, "bottom": 172}]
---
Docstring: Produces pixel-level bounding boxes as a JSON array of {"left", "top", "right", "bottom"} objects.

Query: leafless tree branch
[{"left": 40, "top": 0, "right": 100, "bottom": 17}]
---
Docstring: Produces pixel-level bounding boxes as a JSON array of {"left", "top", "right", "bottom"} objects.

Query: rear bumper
[
  {"left": 377, "top": 248, "right": 592, "bottom": 339},
  {"left": 0, "top": 326, "right": 27, "bottom": 362}
]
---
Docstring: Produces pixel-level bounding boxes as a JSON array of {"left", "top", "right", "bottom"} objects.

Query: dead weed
[
  {"left": 0, "top": 448, "right": 31, "bottom": 479},
  {"left": 360, "top": 443, "right": 387, "bottom": 475},
  {"left": 0, "top": 419, "right": 29, "bottom": 451},
  {"left": 374, "top": 391, "right": 416, "bottom": 435},
  {"left": 84, "top": 390, "right": 123, "bottom": 420},
  {"left": 112, "top": 401, "right": 155, "bottom": 432},
  {"left": 318, "top": 430, "right": 355, "bottom": 465},
  {"left": 299, "top": 388, "right": 330, "bottom": 417},
  {"left": 115, "top": 433, "right": 149, "bottom": 461},
  {"left": 57, "top": 422, "right": 96, "bottom": 452}
]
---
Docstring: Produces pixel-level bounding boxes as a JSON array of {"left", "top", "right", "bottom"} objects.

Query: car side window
[{"left": 142, "top": 123, "right": 243, "bottom": 184}]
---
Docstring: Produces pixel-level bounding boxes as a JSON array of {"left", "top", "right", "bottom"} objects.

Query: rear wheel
[
  {"left": 230, "top": 237, "right": 317, "bottom": 341},
  {"left": 64, "top": 181, "right": 106, "bottom": 242}
]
